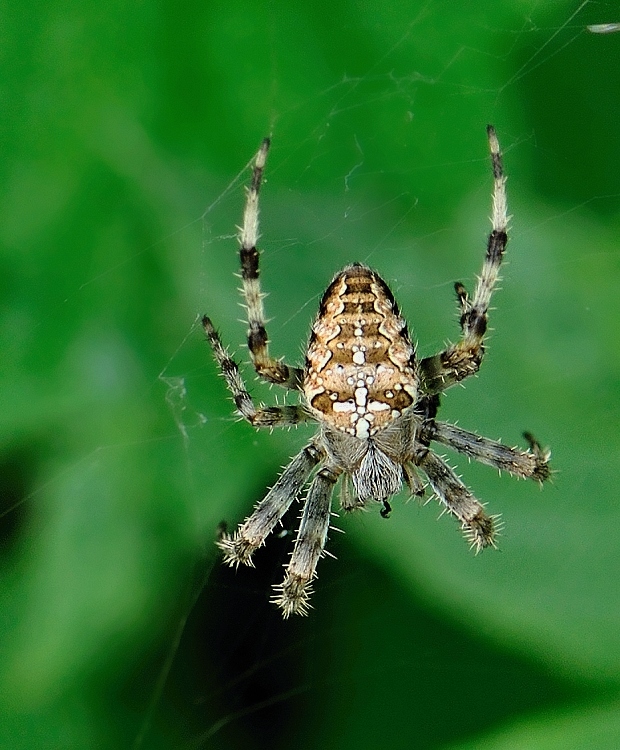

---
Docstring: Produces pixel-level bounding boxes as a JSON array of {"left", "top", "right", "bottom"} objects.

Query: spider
[{"left": 203, "top": 126, "right": 550, "bottom": 617}]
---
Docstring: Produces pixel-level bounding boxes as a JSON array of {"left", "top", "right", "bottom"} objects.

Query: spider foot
[
  {"left": 271, "top": 575, "right": 313, "bottom": 618},
  {"left": 462, "top": 510, "right": 498, "bottom": 553},
  {"left": 523, "top": 431, "right": 552, "bottom": 483},
  {"left": 216, "top": 530, "right": 257, "bottom": 567}
]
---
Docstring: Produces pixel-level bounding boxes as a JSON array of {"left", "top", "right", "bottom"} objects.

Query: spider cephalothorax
[{"left": 203, "top": 128, "right": 550, "bottom": 617}]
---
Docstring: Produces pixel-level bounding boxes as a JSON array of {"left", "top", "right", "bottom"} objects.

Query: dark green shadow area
[
  {"left": 0, "top": 442, "right": 40, "bottom": 553},
  {"left": 152, "top": 499, "right": 595, "bottom": 750}
]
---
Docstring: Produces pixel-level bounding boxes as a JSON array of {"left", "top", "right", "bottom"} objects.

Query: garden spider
[{"left": 203, "top": 127, "right": 550, "bottom": 617}]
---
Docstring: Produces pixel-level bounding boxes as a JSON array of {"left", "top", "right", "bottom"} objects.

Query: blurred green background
[{"left": 2, "top": 1, "right": 620, "bottom": 748}]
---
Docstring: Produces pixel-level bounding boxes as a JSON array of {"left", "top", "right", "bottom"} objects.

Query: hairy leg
[
  {"left": 218, "top": 443, "right": 323, "bottom": 566},
  {"left": 272, "top": 466, "right": 339, "bottom": 616},
  {"left": 428, "top": 421, "right": 551, "bottom": 482},
  {"left": 238, "top": 138, "right": 304, "bottom": 389},
  {"left": 203, "top": 316, "right": 311, "bottom": 426},
  {"left": 419, "top": 449, "right": 498, "bottom": 552},
  {"left": 420, "top": 125, "right": 508, "bottom": 394}
]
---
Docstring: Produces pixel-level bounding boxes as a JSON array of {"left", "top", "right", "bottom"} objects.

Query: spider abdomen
[{"left": 304, "top": 264, "right": 418, "bottom": 438}]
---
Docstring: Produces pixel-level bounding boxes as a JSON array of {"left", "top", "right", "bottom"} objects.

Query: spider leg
[
  {"left": 339, "top": 474, "right": 367, "bottom": 512},
  {"left": 420, "top": 125, "right": 508, "bottom": 394},
  {"left": 418, "top": 449, "right": 497, "bottom": 552},
  {"left": 428, "top": 421, "right": 551, "bottom": 482},
  {"left": 239, "top": 138, "right": 304, "bottom": 389},
  {"left": 272, "top": 466, "right": 339, "bottom": 617},
  {"left": 403, "top": 462, "right": 426, "bottom": 498},
  {"left": 203, "top": 316, "right": 311, "bottom": 427},
  {"left": 218, "top": 443, "right": 323, "bottom": 566}
]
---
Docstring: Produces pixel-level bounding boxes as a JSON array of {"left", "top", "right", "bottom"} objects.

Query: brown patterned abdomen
[{"left": 304, "top": 264, "right": 418, "bottom": 437}]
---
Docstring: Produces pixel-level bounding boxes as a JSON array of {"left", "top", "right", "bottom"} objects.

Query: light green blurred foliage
[{"left": 2, "top": 1, "right": 620, "bottom": 748}]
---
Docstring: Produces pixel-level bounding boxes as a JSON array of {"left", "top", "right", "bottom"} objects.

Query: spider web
[{"left": 3, "top": 1, "right": 620, "bottom": 748}]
